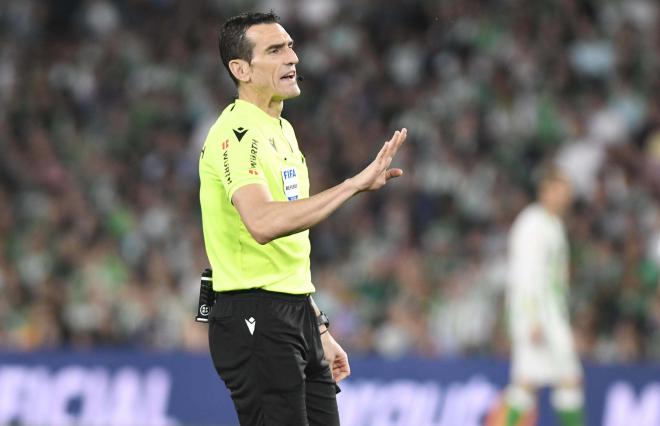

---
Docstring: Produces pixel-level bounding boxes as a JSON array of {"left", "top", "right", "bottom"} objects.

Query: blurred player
[{"left": 502, "top": 166, "right": 585, "bottom": 426}]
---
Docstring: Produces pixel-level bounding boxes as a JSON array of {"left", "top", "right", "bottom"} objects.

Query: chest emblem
[{"left": 233, "top": 127, "right": 248, "bottom": 142}]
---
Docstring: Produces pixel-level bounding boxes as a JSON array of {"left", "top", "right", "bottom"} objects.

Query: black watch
[{"left": 316, "top": 311, "right": 330, "bottom": 328}]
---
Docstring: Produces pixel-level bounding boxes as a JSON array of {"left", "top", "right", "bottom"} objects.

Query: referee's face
[{"left": 245, "top": 23, "right": 300, "bottom": 101}]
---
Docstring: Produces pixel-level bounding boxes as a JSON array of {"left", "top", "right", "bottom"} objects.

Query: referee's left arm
[{"left": 233, "top": 128, "right": 407, "bottom": 245}]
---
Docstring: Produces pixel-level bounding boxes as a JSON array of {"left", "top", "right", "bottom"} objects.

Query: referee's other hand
[
  {"left": 320, "top": 331, "right": 351, "bottom": 382},
  {"left": 348, "top": 128, "right": 407, "bottom": 193}
]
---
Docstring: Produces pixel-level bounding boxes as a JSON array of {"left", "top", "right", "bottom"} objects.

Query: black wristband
[{"left": 316, "top": 311, "right": 330, "bottom": 328}]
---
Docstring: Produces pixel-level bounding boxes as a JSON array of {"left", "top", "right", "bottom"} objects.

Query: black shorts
[{"left": 208, "top": 289, "right": 339, "bottom": 426}]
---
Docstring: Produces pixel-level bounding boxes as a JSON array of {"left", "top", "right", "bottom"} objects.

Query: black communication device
[{"left": 195, "top": 268, "right": 216, "bottom": 323}]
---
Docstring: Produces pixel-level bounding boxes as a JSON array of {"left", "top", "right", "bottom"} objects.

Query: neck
[
  {"left": 237, "top": 87, "right": 283, "bottom": 118},
  {"left": 540, "top": 200, "right": 560, "bottom": 217}
]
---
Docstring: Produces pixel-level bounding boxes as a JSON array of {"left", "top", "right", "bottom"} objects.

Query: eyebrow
[{"left": 265, "top": 40, "right": 294, "bottom": 52}]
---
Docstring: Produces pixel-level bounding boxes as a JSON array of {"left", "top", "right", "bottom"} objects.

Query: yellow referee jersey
[{"left": 199, "top": 99, "right": 314, "bottom": 294}]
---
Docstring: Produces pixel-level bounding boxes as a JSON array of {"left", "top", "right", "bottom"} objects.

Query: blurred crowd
[{"left": 1, "top": 0, "right": 659, "bottom": 363}]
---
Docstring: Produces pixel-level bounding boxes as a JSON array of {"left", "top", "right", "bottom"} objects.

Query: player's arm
[
  {"left": 233, "top": 128, "right": 407, "bottom": 244},
  {"left": 310, "top": 296, "right": 350, "bottom": 382}
]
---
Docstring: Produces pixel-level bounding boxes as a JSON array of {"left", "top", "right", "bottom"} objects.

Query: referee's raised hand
[{"left": 348, "top": 128, "right": 407, "bottom": 192}]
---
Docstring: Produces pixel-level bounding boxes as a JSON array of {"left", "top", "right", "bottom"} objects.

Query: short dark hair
[{"left": 219, "top": 11, "right": 280, "bottom": 85}]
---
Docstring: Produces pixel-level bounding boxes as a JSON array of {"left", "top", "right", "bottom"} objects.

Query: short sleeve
[{"left": 214, "top": 129, "right": 267, "bottom": 201}]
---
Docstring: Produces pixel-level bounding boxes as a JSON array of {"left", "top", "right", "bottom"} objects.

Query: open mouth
[{"left": 280, "top": 71, "right": 296, "bottom": 81}]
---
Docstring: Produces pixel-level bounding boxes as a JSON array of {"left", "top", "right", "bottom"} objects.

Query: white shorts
[{"left": 510, "top": 322, "right": 582, "bottom": 385}]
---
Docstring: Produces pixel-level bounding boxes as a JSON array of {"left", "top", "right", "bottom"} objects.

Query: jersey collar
[{"left": 234, "top": 99, "right": 282, "bottom": 127}]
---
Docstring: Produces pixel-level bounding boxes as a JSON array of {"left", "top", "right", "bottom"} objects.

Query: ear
[{"left": 228, "top": 59, "right": 251, "bottom": 83}]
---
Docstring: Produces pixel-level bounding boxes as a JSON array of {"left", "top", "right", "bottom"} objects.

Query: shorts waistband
[{"left": 217, "top": 288, "right": 310, "bottom": 301}]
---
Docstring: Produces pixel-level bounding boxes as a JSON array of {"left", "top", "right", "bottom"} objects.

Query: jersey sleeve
[{"left": 213, "top": 129, "right": 268, "bottom": 201}]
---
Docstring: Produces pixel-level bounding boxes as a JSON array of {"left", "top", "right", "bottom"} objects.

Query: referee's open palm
[{"left": 353, "top": 128, "right": 407, "bottom": 192}]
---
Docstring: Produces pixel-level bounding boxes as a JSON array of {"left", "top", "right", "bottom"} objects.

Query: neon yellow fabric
[{"left": 199, "top": 99, "right": 313, "bottom": 294}]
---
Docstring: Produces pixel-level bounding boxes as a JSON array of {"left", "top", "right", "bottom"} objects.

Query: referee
[{"left": 199, "top": 12, "right": 407, "bottom": 425}]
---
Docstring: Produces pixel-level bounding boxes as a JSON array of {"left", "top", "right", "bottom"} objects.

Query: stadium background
[{"left": 1, "top": 0, "right": 659, "bottom": 425}]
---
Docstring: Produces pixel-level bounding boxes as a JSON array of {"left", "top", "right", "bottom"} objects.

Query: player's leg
[
  {"left": 503, "top": 382, "right": 536, "bottom": 426},
  {"left": 504, "top": 335, "right": 547, "bottom": 426},
  {"left": 549, "top": 320, "right": 585, "bottom": 426},
  {"left": 303, "top": 298, "right": 340, "bottom": 426},
  {"left": 551, "top": 379, "right": 585, "bottom": 426}
]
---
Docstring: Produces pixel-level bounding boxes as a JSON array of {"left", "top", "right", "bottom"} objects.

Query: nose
[{"left": 287, "top": 46, "right": 299, "bottom": 65}]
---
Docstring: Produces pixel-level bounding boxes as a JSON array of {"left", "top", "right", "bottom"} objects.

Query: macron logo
[
  {"left": 233, "top": 127, "right": 248, "bottom": 142},
  {"left": 245, "top": 317, "right": 256, "bottom": 335}
]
